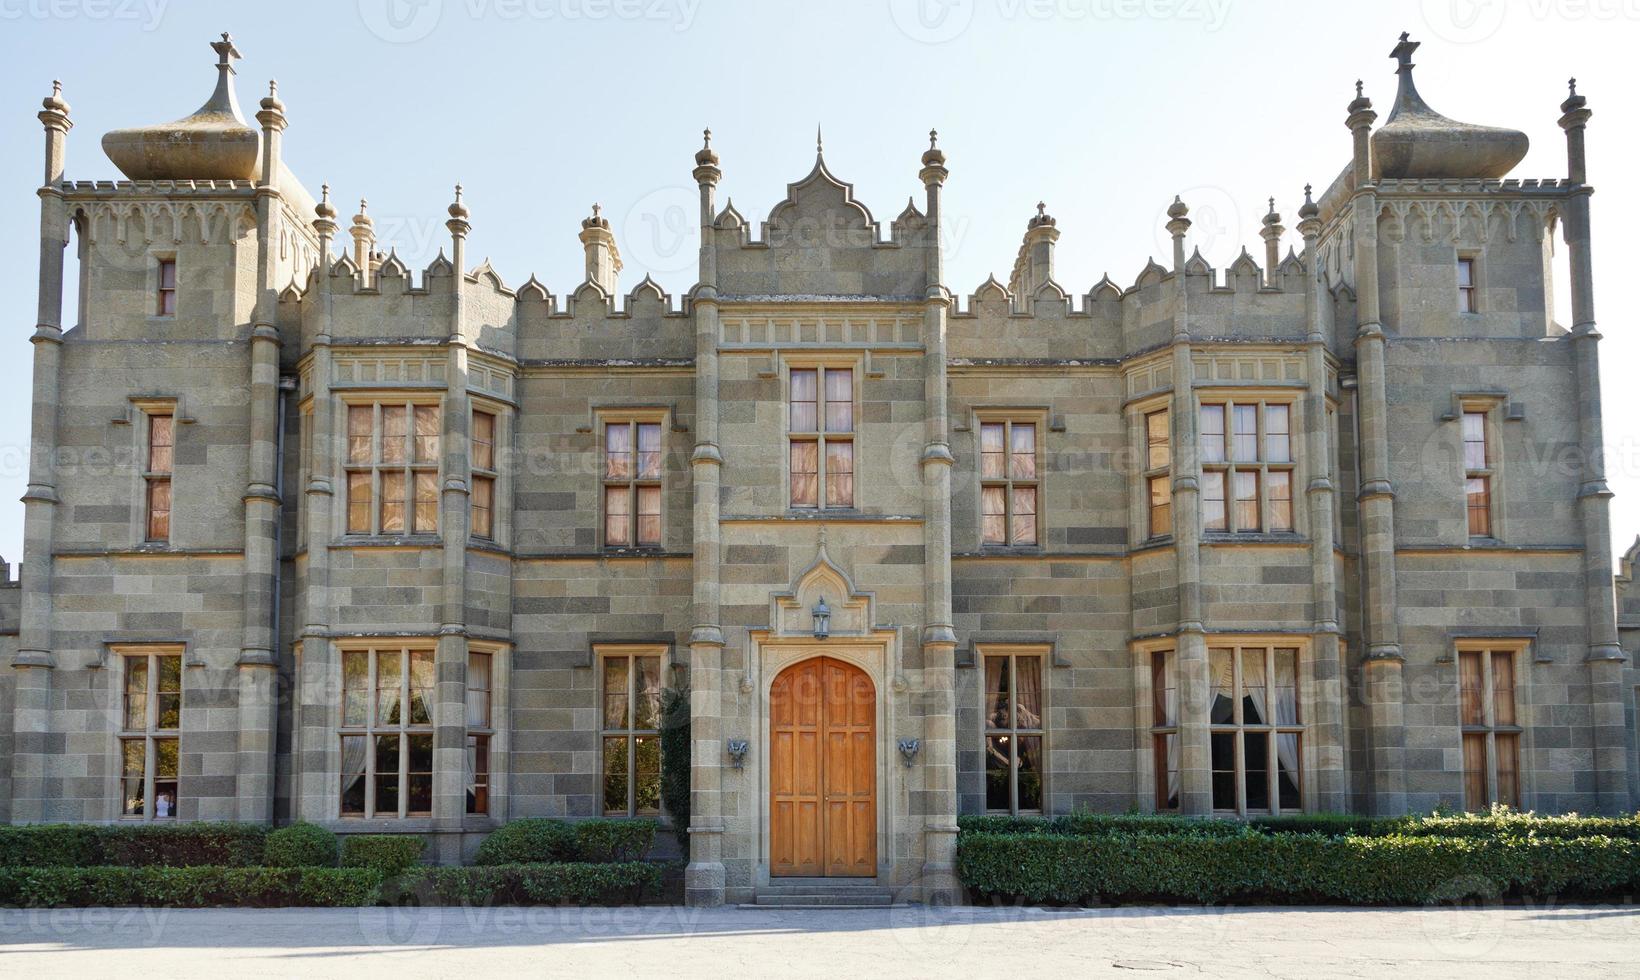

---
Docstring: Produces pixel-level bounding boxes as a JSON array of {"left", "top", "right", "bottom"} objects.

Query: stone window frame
[
  {"left": 979, "top": 644, "right": 1050, "bottom": 816},
  {"left": 339, "top": 393, "right": 443, "bottom": 539},
  {"left": 1207, "top": 639, "right": 1308, "bottom": 817},
  {"left": 1459, "top": 397, "right": 1504, "bottom": 541},
  {"left": 465, "top": 641, "right": 510, "bottom": 821},
  {"left": 1455, "top": 638, "right": 1530, "bottom": 812},
  {"left": 150, "top": 250, "right": 178, "bottom": 319},
  {"left": 469, "top": 399, "right": 508, "bottom": 545},
  {"left": 1131, "top": 636, "right": 1178, "bottom": 814},
  {"left": 112, "top": 645, "right": 184, "bottom": 822},
  {"left": 596, "top": 643, "right": 668, "bottom": 818},
  {"left": 783, "top": 356, "right": 860, "bottom": 512},
  {"left": 336, "top": 642, "right": 437, "bottom": 820},
  {"left": 598, "top": 408, "right": 669, "bottom": 551},
  {"left": 1198, "top": 391, "right": 1300, "bottom": 537},
  {"left": 1457, "top": 251, "right": 1481, "bottom": 314},
  {"left": 974, "top": 409, "right": 1047, "bottom": 550},
  {"left": 129, "top": 398, "right": 178, "bottom": 547}
]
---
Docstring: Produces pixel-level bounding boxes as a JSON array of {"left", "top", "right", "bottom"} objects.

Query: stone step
[{"left": 752, "top": 891, "right": 895, "bottom": 908}]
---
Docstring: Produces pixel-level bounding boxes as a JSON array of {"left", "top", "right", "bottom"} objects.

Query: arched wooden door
[{"left": 769, "top": 656, "right": 876, "bottom": 877}]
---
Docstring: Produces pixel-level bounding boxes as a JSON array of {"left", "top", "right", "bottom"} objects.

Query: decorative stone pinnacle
[
  {"left": 816, "top": 124, "right": 823, "bottom": 155},
  {"left": 695, "top": 127, "right": 720, "bottom": 168},
  {"left": 1298, "top": 183, "right": 1318, "bottom": 220},
  {"left": 448, "top": 183, "right": 470, "bottom": 222},
  {"left": 592, "top": 202, "right": 600, "bottom": 218},
  {"left": 316, "top": 183, "right": 336, "bottom": 221},
  {"left": 929, "top": 128, "right": 938, "bottom": 149},
  {"left": 1569, "top": 77, "right": 1577, "bottom": 96},
  {"left": 1166, "top": 195, "right": 1189, "bottom": 220},
  {"left": 1356, "top": 79, "right": 1363, "bottom": 98},
  {"left": 702, "top": 128, "right": 711, "bottom": 147},
  {"left": 41, "top": 79, "right": 68, "bottom": 115},
  {"left": 211, "top": 32, "right": 241, "bottom": 73},
  {"left": 1561, "top": 76, "right": 1588, "bottom": 115}
]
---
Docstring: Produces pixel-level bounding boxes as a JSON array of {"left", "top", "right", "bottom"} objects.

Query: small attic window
[
  {"left": 1457, "top": 257, "right": 1477, "bottom": 313},
  {"left": 156, "top": 258, "right": 177, "bottom": 316}
]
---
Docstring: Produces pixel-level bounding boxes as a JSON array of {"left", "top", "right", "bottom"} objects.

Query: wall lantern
[
  {"left": 898, "top": 738, "right": 921, "bottom": 768},
  {"left": 812, "top": 597, "right": 831, "bottom": 640}
]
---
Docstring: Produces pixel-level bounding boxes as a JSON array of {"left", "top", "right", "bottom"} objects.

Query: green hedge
[
  {"left": 0, "top": 823, "right": 268, "bottom": 868},
  {"left": 341, "top": 835, "right": 424, "bottom": 875},
  {"left": 956, "top": 830, "right": 1640, "bottom": 905},
  {"left": 957, "top": 810, "right": 1640, "bottom": 841},
  {"left": 0, "top": 866, "right": 383, "bottom": 908},
  {"left": 264, "top": 822, "right": 340, "bottom": 868},
  {"left": 386, "top": 861, "right": 663, "bottom": 906},
  {"left": 474, "top": 819, "right": 657, "bottom": 866}
]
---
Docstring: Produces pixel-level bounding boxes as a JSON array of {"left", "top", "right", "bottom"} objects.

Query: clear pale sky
[{"left": 1, "top": 0, "right": 1638, "bottom": 567}]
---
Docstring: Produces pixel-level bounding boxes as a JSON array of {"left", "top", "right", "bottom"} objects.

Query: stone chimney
[
  {"left": 1008, "top": 202, "right": 1058, "bottom": 298},
  {"left": 579, "top": 203, "right": 622, "bottom": 295}
]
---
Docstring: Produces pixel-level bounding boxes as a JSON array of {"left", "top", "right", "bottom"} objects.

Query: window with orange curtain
[
  {"left": 604, "top": 419, "right": 663, "bottom": 547},
  {"left": 788, "top": 367, "right": 854, "bottom": 509},
  {"left": 979, "top": 418, "right": 1040, "bottom": 546},
  {"left": 1458, "top": 646, "right": 1522, "bottom": 810},
  {"left": 1199, "top": 399, "right": 1296, "bottom": 534},
  {"left": 344, "top": 402, "right": 440, "bottom": 536}
]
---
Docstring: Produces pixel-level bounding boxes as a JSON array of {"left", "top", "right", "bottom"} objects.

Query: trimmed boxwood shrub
[
  {"left": 956, "top": 829, "right": 1640, "bottom": 905},
  {"left": 474, "top": 819, "right": 575, "bottom": 865},
  {"left": 341, "top": 835, "right": 424, "bottom": 875},
  {"left": 387, "top": 861, "right": 663, "bottom": 906},
  {"left": 572, "top": 820, "right": 657, "bottom": 863},
  {"left": 0, "top": 823, "right": 269, "bottom": 868},
  {"left": 474, "top": 818, "right": 658, "bottom": 865},
  {"left": 264, "top": 822, "right": 339, "bottom": 868},
  {"left": 0, "top": 866, "right": 383, "bottom": 908},
  {"left": 957, "top": 809, "right": 1640, "bottom": 842}
]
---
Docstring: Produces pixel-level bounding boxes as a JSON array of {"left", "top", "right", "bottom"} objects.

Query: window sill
[
  {"left": 1201, "top": 532, "right": 1306, "bottom": 545},
  {"left": 332, "top": 535, "right": 444, "bottom": 548}
]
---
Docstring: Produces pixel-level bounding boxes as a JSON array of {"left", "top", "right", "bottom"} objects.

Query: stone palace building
[{"left": 1, "top": 31, "right": 1637, "bottom": 906}]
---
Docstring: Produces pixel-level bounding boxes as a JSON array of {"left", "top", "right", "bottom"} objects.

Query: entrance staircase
[{"left": 750, "top": 877, "right": 898, "bottom": 908}]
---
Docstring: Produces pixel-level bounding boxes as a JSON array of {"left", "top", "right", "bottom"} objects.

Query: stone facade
[{"left": 3, "top": 33, "right": 1637, "bottom": 907}]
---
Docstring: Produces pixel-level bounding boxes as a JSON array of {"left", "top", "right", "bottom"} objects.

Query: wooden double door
[{"left": 769, "top": 656, "right": 877, "bottom": 877}]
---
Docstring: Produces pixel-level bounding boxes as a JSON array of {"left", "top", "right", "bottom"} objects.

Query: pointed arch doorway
[{"left": 768, "top": 656, "right": 877, "bottom": 877}]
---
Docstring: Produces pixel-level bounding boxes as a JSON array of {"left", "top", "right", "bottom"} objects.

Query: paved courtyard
[{"left": 2, "top": 904, "right": 1637, "bottom": 978}]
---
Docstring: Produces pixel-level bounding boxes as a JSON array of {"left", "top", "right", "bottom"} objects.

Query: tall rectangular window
[
  {"left": 1150, "top": 649, "right": 1179, "bottom": 811},
  {"left": 1463, "top": 410, "right": 1493, "bottom": 538},
  {"left": 345, "top": 402, "right": 440, "bottom": 536},
  {"left": 155, "top": 258, "right": 177, "bottom": 316},
  {"left": 1144, "top": 409, "right": 1171, "bottom": 538},
  {"left": 339, "top": 646, "right": 435, "bottom": 818},
  {"left": 471, "top": 409, "right": 497, "bottom": 540},
  {"left": 1457, "top": 257, "right": 1477, "bottom": 313},
  {"left": 120, "top": 649, "right": 181, "bottom": 820},
  {"left": 466, "top": 650, "right": 493, "bottom": 816},
  {"left": 604, "top": 420, "right": 662, "bottom": 548},
  {"left": 1209, "top": 643, "right": 1303, "bottom": 814},
  {"left": 980, "top": 419, "right": 1039, "bottom": 546},
  {"left": 144, "top": 412, "right": 173, "bottom": 543},
  {"left": 983, "top": 651, "right": 1045, "bottom": 814},
  {"left": 1459, "top": 646, "right": 1522, "bottom": 810},
  {"left": 1200, "top": 400, "right": 1295, "bottom": 534},
  {"left": 789, "top": 367, "right": 854, "bottom": 509},
  {"left": 601, "top": 651, "right": 662, "bottom": 816}
]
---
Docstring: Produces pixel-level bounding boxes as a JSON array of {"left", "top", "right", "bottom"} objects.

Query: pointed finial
[
  {"left": 359, "top": 198, "right": 368, "bottom": 214},
  {"left": 51, "top": 80, "right": 61, "bottom": 97},
  {"left": 1268, "top": 196, "right": 1276, "bottom": 213},
  {"left": 929, "top": 128, "right": 939, "bottom": 149},
  {"left": 455, "top": 183, "right": 464, "bottom": 203},
  {"left": 41, "top": 78, "right": 68, "bottom": 114},
  {"left": 1037, "top": 201, "right": 1046, "bottom": 217},
  {"left": 447, "top": 183, "right": 470, "bottom": 222},
  {"left": 703, "top": 127, "right": 712, "bottom": 147},
  {"left": 320, "top": 183, "right": 330, "bottom": 204},
  {"left": 695, "top": 126, "right": 720, "bottom": 168},
  {"left": 816, "top": 123, "right": 823, "bottom": 155},
  {"left": 1298, "top": 183, "right": 1317, "bottom": 220},
  {"left": 1356, "top": 79, "right": 1364, "bottom": 98},
  {"left": 592, "top": 202, "right": 600, "bottom": 219},
  {"left": 1167, "top": 194, "right": 1189, "bottom": 220},
  {"left": 268, "top": 80, "right": 277, "bottom": 97},
  {"left": 316, "top": 182, "right": 336, "bottom": 221},
  {"left": 211, "top": 32, "right": 241, "bottom": 72},
  {"left": 1569, "top": 77, "right": 1577, "bottom": 97}
]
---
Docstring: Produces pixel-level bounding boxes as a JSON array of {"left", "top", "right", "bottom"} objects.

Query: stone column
[
  {"left": 918, "top": 134, "right": 959, "bottom": 903},
  {"left": 1298, "top": 187, "right": 1347, "bottom": 811},
  {"left": 12, "top": 82, "right": 71, "bottom": 822},
  {"left": 435, "top": 188, "right": 473, "bottom": 850},
  {"left": 1165, "top": 198, "right": 1210, "bottom": 816},
  {"left": 235, "top": 82, "right": 287, "bottom": 823},
  {"left": 1347, "top": 84, "right": 1407, "bottom": 816},
  {"left": 296, "top": 189, "right": 338, "bottom": 822},
  {"left": 1558, "top": 83, "right": 1629, "bottom": 811},
  {"left": 685, "top": 134, "right": 728, "bottom": 907}
]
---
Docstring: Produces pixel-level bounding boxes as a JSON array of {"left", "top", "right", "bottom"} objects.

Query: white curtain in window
[
  {"left": 1241, "top": 650, "right": 1302, "bottom": 794},
  {"left": 1165, "top": 680, "right": 1180, "bottom": 804}
]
